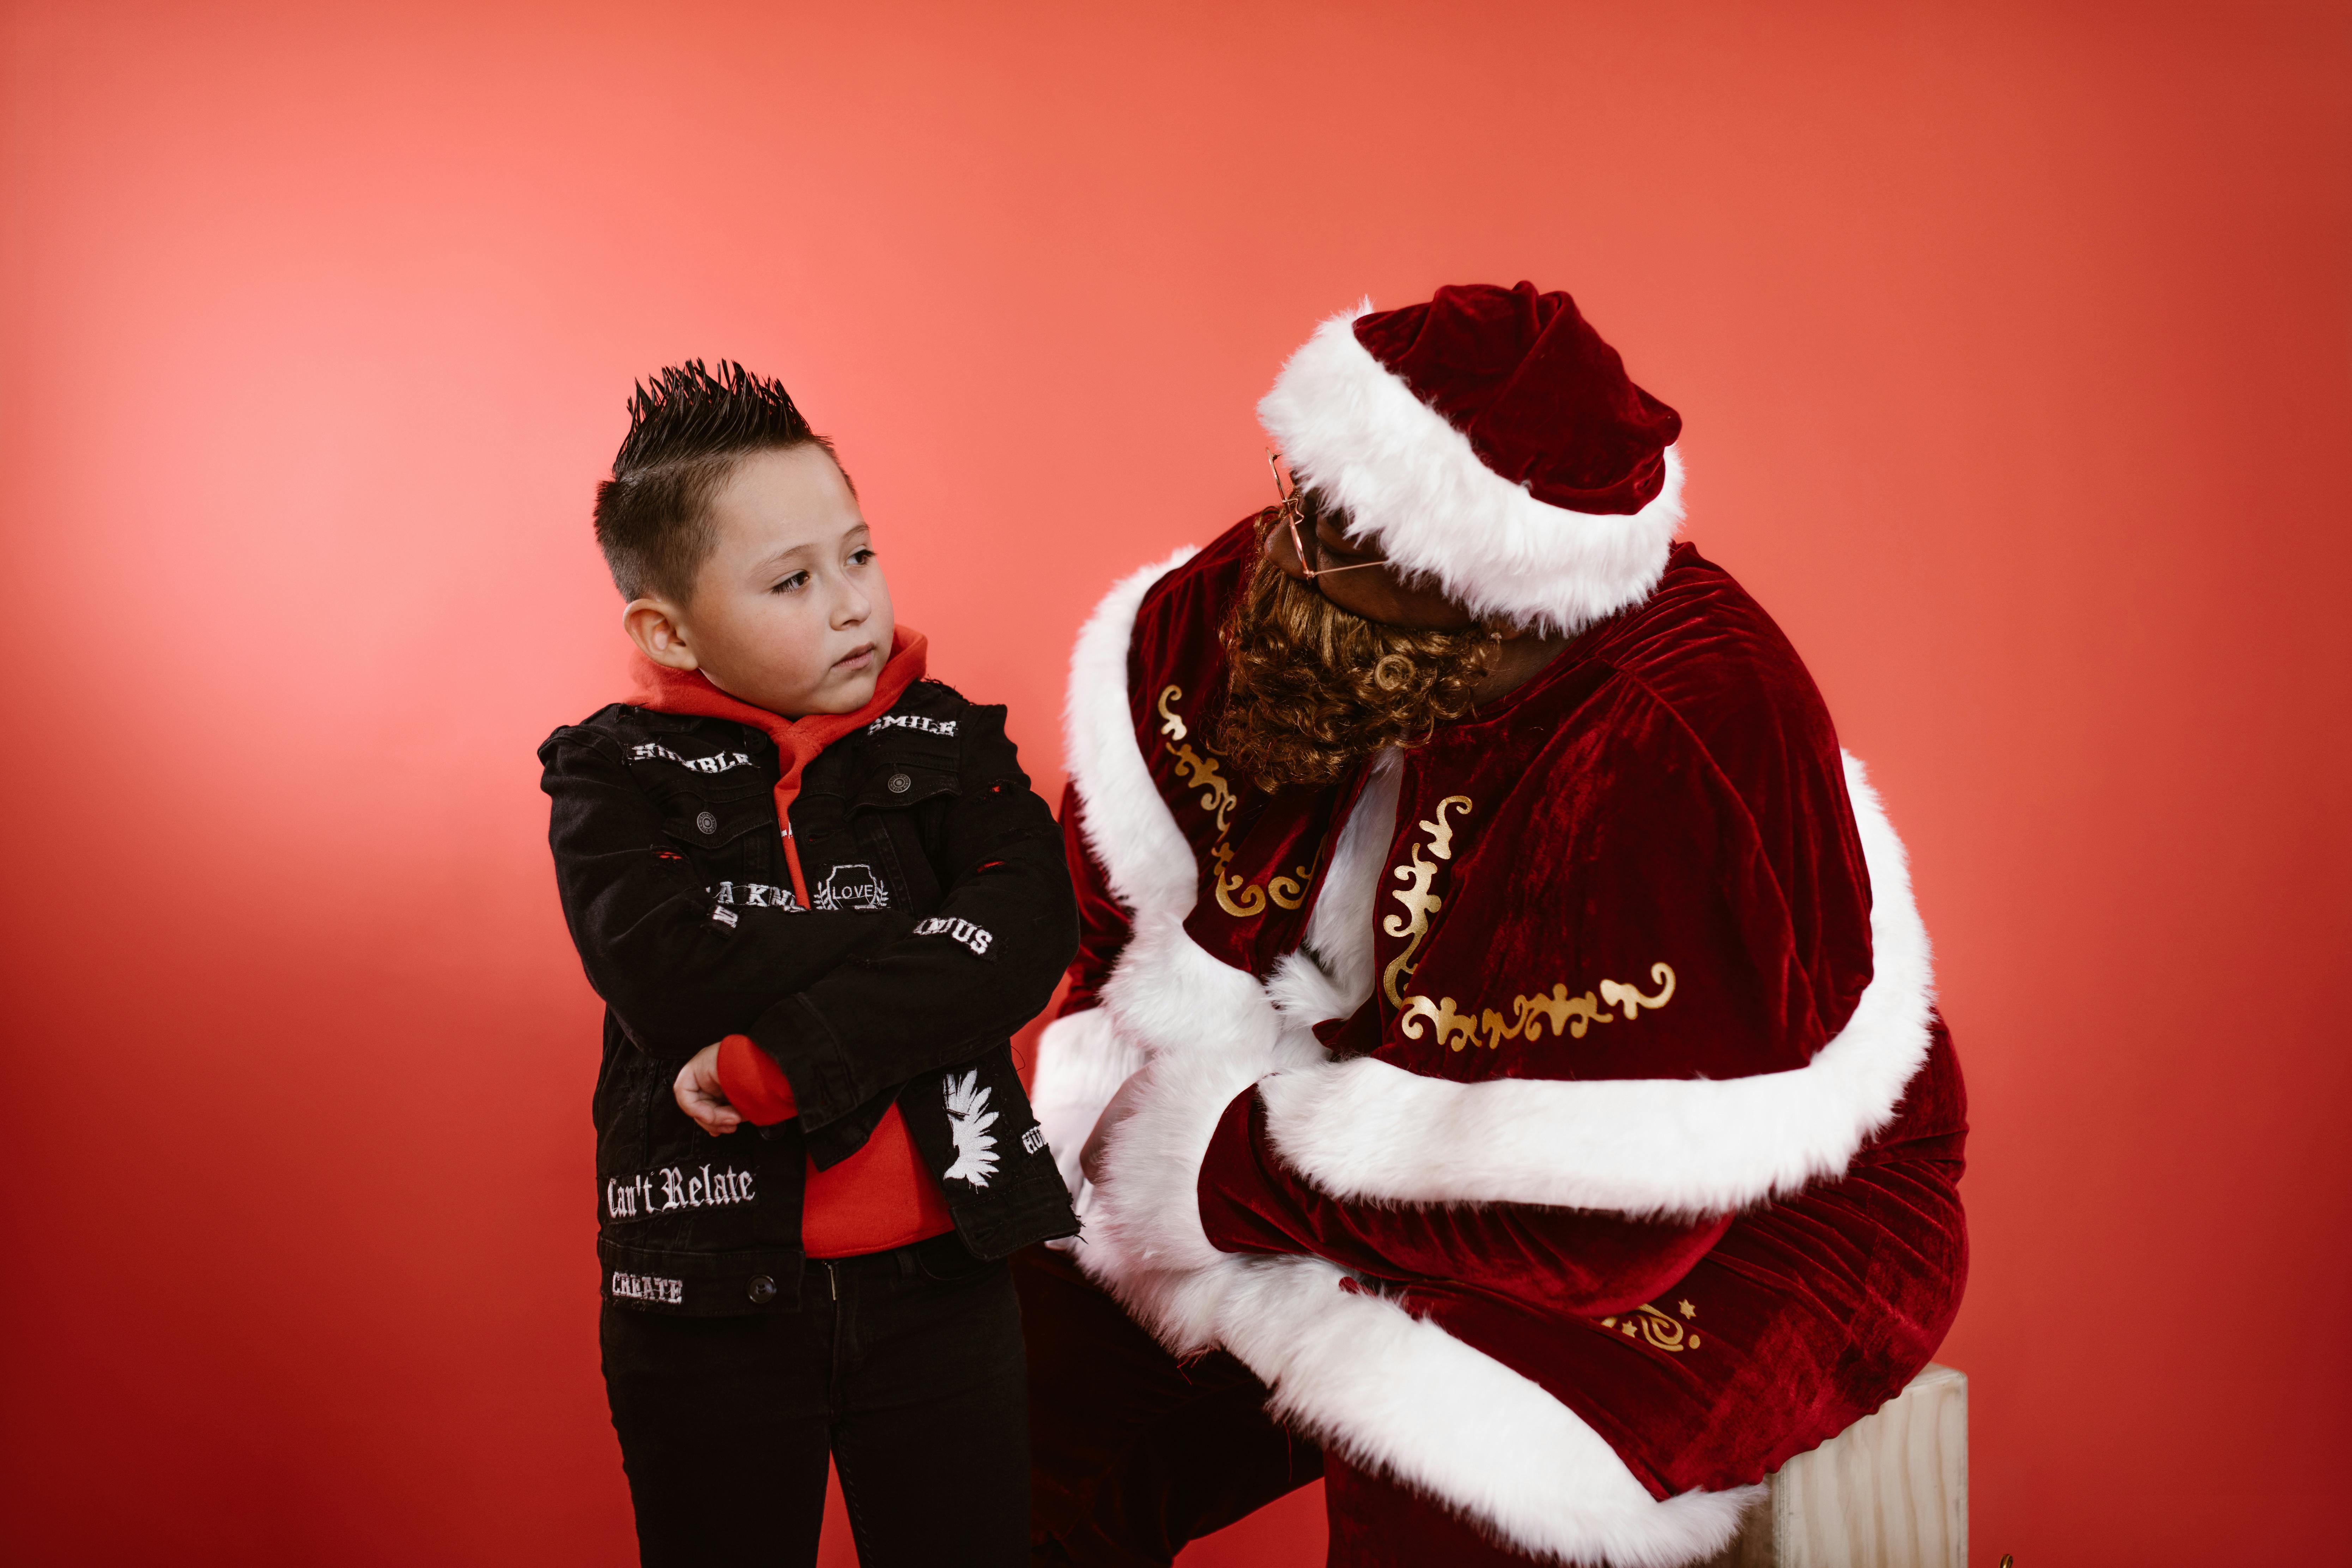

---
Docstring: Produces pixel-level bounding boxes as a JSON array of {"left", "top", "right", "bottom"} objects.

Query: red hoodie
[{"left": 626, "top": 629, "right": 952, "bottom": 1257}]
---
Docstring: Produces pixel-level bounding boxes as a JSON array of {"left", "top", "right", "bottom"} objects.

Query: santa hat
[{"left": 1257, "top": 282, "right": 1684, "bottom": 636}]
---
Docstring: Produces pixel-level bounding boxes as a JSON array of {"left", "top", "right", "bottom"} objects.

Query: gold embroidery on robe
[
  {"left": 1398, "top": 966, "right": 1679, "bottom": 1053},
  {"left": 1156, "top": 685, "right": 1239, "bottom": 839},
  {"left": 1381, "top": 796, "right": 1472, "bottom": 1006},
  {"left": 1266, "top": 866, "right": 1311, "bottom": 911},
  {"left": 1599, "top": 963, "right": 1676, "bottom": 1019},
  {"left": 1156, "top": 685, "right": 1188, "bottom": 740},
  {"left": 1210, "top": 842, "right": 1267, "bottom": 918},
  {"left": 1159, "top": 685, "right": 1306, "bottom": 916},
  {"left": 1597, "top": 1298, "right": 1702, "bottom": 1352}
]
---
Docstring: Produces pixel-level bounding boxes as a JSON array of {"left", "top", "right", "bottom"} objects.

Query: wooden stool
[{"left": 1699, "top": 1363, "right": 1967, "bottom": 1567}]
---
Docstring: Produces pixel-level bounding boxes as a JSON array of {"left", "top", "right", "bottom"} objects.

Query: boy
[{"left": 539, "top": 361, "right": 1079, "bottom": 1568}]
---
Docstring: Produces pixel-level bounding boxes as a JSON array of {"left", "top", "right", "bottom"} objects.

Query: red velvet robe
[{"left": 1031, "top": 519, "right": 1966, "bottom": 1565}]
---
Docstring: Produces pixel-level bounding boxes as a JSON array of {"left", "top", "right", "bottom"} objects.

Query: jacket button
[
  {"left": 747, "top": 1274, "right": 777, "bottom": 1305},
  {"left": 695, "top": 811, "right": 718, "bottom": 834},
  {"left": 886, "top": 773, "right": 912, "bottom": 794}
]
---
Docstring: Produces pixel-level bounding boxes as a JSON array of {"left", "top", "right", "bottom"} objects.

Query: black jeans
[{"left": 601, "top": 1233, "right": 1030, "bottom": 1567}]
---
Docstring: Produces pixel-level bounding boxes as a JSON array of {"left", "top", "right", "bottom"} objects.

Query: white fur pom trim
[
  {"left": 1220, "top": 1258, "right": 1759, "bottom": 1565},
  {"left": 1063, "top": 546, "right": 1200, "bottom": 920},
  {"left": 1258, "top": 305, "right": 1684, "bottom": 638},
  {"left": 1028, "top": 1009, "right": 1145, "bottom": 1198},
  {"left": 1253, "top": 752, "right": 1935, "bottom": 1217}
]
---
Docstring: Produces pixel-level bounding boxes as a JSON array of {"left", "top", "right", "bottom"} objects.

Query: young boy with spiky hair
[{"left": 539, "top": 362, "right": 1078, "bottom": 1568}]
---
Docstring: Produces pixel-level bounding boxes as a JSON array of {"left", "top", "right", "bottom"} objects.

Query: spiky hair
[{"left": 592, "top": 359, "right": 841, "bottom": 602}]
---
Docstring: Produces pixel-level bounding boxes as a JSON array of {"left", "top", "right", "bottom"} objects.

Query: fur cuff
[
  {"left": 1217, "top": 1257, "right": 1758, "bottom": 1565},
  {"left": 1259, "top": 306, "right": 1684, "bottom": 638},
  {"left": 1253, "top": 752, "right": 1935, "bottom": 1218},
  {"left": 1028, "top": 1009, "right": 1144, "bottom": 1198},
  {"left": 1071, "top": 1044, "right": 1269, "bottom": 1353}
]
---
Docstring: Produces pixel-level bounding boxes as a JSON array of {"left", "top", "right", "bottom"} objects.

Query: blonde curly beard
[{"left": 1214, "top": 525, "right": 1495, "bottom": 793}]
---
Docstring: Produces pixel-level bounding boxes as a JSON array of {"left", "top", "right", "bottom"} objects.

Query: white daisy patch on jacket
[{"left": 941, "top": 1070, "right": 1001, "bottom": 1186}]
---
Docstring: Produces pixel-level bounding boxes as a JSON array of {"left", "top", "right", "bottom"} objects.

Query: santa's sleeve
[
  {"left": 1225, "top": 710, "right": 1933, "bottom": 1230},
  {"left": 1197, "top": 1088, "right": 1730, "bottom": 1314},
  {"left": 1026, "top": 783, "right": 1145, "bottom": 1194}
]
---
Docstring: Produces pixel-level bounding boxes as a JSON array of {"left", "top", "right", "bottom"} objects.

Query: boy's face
[{"left": 624, "top": 443, "right": 895, "bottom": 718}]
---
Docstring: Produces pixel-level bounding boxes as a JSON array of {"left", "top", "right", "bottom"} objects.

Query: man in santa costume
[{"left": 1018, "top": 282, "right": 1968, "bottom": 1567}]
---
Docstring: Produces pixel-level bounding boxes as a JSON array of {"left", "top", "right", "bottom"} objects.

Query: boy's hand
[{"left": 673, "top": 1043, "right": 742, "bottom": 1137}]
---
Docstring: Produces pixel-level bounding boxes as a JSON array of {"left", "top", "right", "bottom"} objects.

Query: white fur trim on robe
[{"left": 1259, "top": 304, "right": 1686, "bottom": 638}]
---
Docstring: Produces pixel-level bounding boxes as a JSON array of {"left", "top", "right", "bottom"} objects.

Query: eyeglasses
[{"left": 1269, "top": 452, "right": 1385, "bottom": 580}]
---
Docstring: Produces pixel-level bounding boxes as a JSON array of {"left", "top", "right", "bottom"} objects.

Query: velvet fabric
[
  {"left": 1200, "top": 1024, "right": 1966, "bottom": 1499},
  {"left": 1055, "top": 517, "right": 1968, "bottom": 1508},
  {"left": 1351, "top": 282, "right": 1681, "bottom": 516}
]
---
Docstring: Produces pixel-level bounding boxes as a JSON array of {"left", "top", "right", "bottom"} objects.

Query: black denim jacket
[{"left": 539, "top": 677, "right": 1080, "bottom": 1316}]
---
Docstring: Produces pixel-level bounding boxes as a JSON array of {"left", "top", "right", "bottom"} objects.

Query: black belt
[{"left": 807, "top": 1228, "right": 980, "bottom": 1299}]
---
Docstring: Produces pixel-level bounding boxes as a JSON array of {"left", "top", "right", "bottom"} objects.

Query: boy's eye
[
  {"left": 770, "top": 571, "right": 810, "bottom": 593},
  {"left": 849, "top": 547, "right": 877, "bottom": 566}
]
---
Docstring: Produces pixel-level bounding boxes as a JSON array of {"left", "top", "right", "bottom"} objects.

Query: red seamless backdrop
[{"left": 1, "top": 3, "right": 2346, "bottom": 1563}]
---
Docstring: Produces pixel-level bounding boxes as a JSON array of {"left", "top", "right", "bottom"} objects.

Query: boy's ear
[{"left": 623, "top": 598, "right": 699, "bottom": 671}]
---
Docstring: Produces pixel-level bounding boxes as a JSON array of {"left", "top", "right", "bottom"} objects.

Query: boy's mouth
[{"left": 832, "top": 643, "right": 877, "bottom": 675}]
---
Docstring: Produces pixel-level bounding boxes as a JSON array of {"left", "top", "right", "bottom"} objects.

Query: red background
[{"left": 3, "top": 3, "right": 2346, "bottom": 1563}]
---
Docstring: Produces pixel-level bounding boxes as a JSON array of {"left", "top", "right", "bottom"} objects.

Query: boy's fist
[{"left": 673, "top": 1043, "right": 743, "bottom": 1137}]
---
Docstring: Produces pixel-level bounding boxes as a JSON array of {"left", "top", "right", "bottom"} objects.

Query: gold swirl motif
[
  {"left": 1484, "top": 984, "right": 1611, "bottom": 1049},
  {"left": 1210, "top": 842, "right": 1267, "bottom": 918},
  {"left": 1156, "top": 684, "right": 1188, "bottom": 740},
  {"left": 1161, "top": 684, "right": 1293, "bottom": 913},
  {"left": 1598, "top": 963, "right": 1676, "bottom": 1019},
  {"left": 1166, "top": 742, "right": 1237, "bottom": 835},
  {"left": 1349, "top": 778, "right": 1685, "bottom": 1051},
  {"left": 1380, "top": 796, "right": 1472, "bottom": 1006},
  {"left": 1597, "top": 1300, "right": 1702, "bottom": 1352},
  {"left": 1403, "top": 967, "right": 1677, "bottom": 1053},
  {"left": 1397, "top": 993, "right": 1477, "bottom": 1050}
]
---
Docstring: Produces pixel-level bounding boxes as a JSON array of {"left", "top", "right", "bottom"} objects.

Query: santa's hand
[
  {"left": 673, "top": 1043, "right": 743, "bottom": 1137},
  {"left": 1080, "top": 1069, "right": 1151, "bottom": 1186}
]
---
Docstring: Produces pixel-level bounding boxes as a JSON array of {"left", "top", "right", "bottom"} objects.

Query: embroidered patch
[
  {"left": 610, "top": 1270, "right": 684, "bottom": 1305},
  {"left": 631, "top": 741, "right": 754, "bottom": 774},
  {"left": 713, "top": 882, "right": 803, "bottom": 913},
  {"left": 1399, "top": 964, "right": 1679, "bottom": 1054},
  {"left": 867, "top": 713, "right": 957, "bottom": 737},
  {"left": 941, "top": 1070, "right": 1000, "bottom": 1186},
  {"left": 710, "top": 904, "right": 739, "bottom": 927},
  {"left": 812, "top": 865, "right": 889, "bottom": 912},
  {"left": 1598, "top": 1297, "right": 1702, "bottom": 1352},
  {"left": 1021, "top": 1124, "right": 1049, "bottom": 1155},
  {"left": 607, "top": 1165, "right": 757, "bottom": 1220},
  {"left": 913, "top": 915, "right": 992, "bottom": 956}
]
